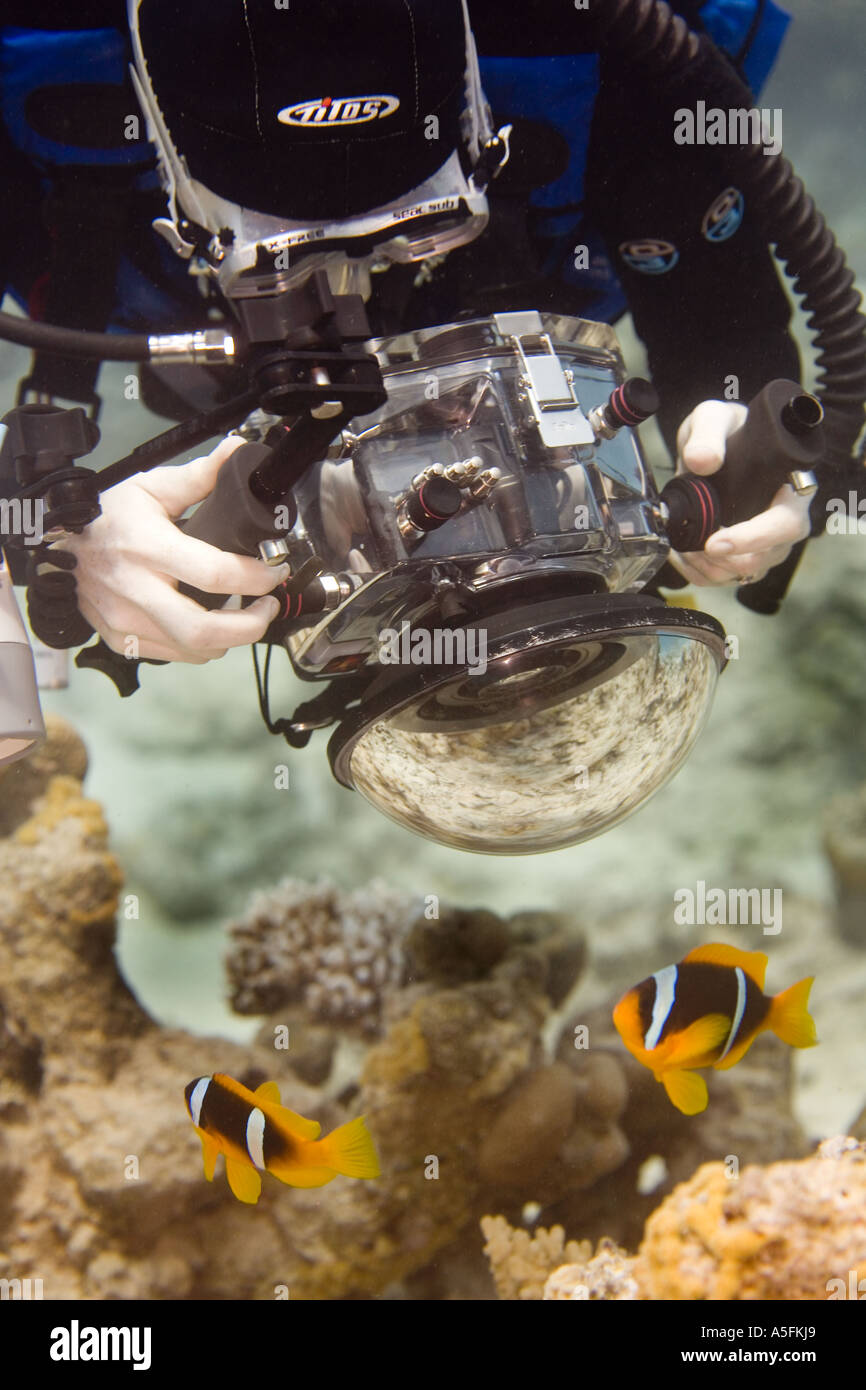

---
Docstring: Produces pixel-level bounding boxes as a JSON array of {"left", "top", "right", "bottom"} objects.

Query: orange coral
[{"left": 636, "top": 1137, "right": 866, "bottom": 1300}]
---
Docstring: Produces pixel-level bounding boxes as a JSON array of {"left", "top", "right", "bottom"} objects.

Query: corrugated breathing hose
[{"left": 592, "top": 0, "right": 866, "bottom": 612}]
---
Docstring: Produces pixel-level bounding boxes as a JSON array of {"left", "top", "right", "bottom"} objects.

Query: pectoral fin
[
  {"left": 662, "top": 1069, "right": 709, "bottom": 1115},
  {"left": 196, "top": 1128, "right": 220, "bottom": 1182},
  {"left": 663, "top": 1012, "right": 731, "bottom": 1068},
  {"left": 225, "top": 1157, "right": 262, "bottom": 1205}
]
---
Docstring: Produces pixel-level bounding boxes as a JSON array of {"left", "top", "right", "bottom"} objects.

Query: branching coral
[
  {"left": 480, "top": 1214, "right": 637, "bottom": 1300},
  {"left": 481, "top": 1215, "right": 591, "bottom": 1300},
  {"left": 226, "top": 879, "right": 413, "bottom": 1034}
]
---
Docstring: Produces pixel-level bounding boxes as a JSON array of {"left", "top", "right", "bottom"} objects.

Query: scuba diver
[{"left": 1, "top": 1, "right": 864, "bottom": 852}]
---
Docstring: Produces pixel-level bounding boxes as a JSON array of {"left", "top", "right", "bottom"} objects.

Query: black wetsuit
[
  {"left": 0, "top": 0, "right": 798, "bottom": 446},
  {"left": 1, "top": 0, "right": 844, "bottom": 613}
]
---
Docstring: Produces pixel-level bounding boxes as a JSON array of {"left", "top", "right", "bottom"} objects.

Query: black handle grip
[
  {"left": 661, "top": 379, "right": 824, "bottom": 552},
  {"left": 75, "top": 637, "right": 166, "bottom": 694},
  {"left": 177, "top": 441, "right": 294, "bottom": 610}
]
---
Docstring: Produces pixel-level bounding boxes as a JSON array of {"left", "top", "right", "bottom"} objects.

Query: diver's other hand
[
  {"left": 668, "top": 399, "right": 812, "bottom": 587},
  {"left": 52, "top": 436, "right": 290, "bottom": 662}
]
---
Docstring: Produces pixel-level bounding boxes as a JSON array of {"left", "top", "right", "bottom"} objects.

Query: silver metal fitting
[
  {"left": 317, "top": 572, "right": 363, "bottom": 609},
  {"left": 789, "top": 469, "right": 818, "bottom": 498},
  {"left": 587, "top": 403, "right": 619, "bottom": 441},
  {"left": 468, "top": 466, "right": 503, "bottom": 501},
  {"left": 409, "top": 463, "right": 446, "bottom": 491},
  {"left": 316, "top": 573, "right": 344, "bottom": 610},
  {"left": 444, "top": 455, "right": 484, "bottom": 484},
  {"left": 258, "top": 538, "right": 291, "bottom": 566},
  {"left": 147, "top": 329, "right": 236, "bottom": 364},
  {"left": 396, "top": 509, "right": 424, "bottom": 542}
]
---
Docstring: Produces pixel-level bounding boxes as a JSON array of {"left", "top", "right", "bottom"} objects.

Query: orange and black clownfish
[
  {"left": 612, "top": 943, "right": 817, "bottom": 1115},
  {"left": 184, "top": 1072, "right": 381, "bottom": 1204}
]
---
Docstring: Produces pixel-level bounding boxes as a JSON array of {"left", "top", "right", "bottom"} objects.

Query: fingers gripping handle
[
  {"left": 177, "top": 442, "right": 293, "bottom": 610},
  {"left": 660, "top": 380, "right": 824, "bottom": 552},
  {"left": 74, "top": 442, "right": 294, "bottom": 696}
]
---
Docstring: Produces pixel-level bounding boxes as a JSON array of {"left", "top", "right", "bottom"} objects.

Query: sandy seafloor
[{"left": 2, "top": 0, "right": 865, "bottom": 1151}]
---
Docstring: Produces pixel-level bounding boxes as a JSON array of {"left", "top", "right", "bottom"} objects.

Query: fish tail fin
[
  {"left": 318, "top": 1116, "right": 381, "bottom": 1180},
  {"left": 768, "top": 977, "right": 817, "bottom": 1049}
]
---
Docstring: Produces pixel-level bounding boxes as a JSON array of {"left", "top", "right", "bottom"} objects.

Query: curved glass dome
[{"left": 330, "top": 598, "right": 727, "bottom": 854}]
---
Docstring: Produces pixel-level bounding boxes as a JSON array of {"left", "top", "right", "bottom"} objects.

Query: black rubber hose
[
  {"left": 0, "top": 311, "right": 150, "bottom": 362},
  {"left": 592, "top": 0, "right": 866, "bottom": 613}
]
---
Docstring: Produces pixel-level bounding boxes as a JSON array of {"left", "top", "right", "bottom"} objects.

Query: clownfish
[
  {"left": 612, "top": 943, "right": 817, "bottom": 1115},
  {"left": 184, "top": 1072, "right": 381, "bottom": 1204}
]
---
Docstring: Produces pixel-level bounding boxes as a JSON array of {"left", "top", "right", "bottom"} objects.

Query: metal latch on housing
[{"left": 493, "top": 311, "right": 595, "bottom": 450}]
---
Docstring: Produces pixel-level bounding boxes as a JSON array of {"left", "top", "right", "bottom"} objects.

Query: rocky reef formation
[
  {"left": 0, "top": 731, "right": 610, "bottom": 1300},
  {"left": 485, "top": 1137, "right": 866, "bottom": 1300},
  {"left": 635, "top": 1136, "right": 866, "bottom": 1300},
  {"left": 0, "top": 717, "right": 833, "bottom": 1300}
]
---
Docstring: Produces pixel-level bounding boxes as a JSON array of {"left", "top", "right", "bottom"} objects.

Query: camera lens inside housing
[{"left": 330, "top": 597, "right": 727, "bottom": 854}]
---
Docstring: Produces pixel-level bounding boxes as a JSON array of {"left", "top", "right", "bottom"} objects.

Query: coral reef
[
  {"left": 0, "top": 722, "right": 139, "bottom": 1083},
  {"left": 481, "top": 1215, "right": 592, "bottom": 1300},
  {"left": 480, "top": 1214, "right": 638, "bottom": 1301},
  {"left": 634, "top": 1136, "right": 866, "bottom": 1301},
  {"left": 0, "top": 716, "right": 831, "bottom": 1300},
  {"left": 476, "top": 1057, "right": 629, "bottom": 1203},
  {"left": 0, "top": 713, "right": 89, "bottom": 837},
  {"left": 226, "top": 878, "right": 414, "bottom": 1035},
  {"left": 0, "top": 738, "right": 614, "bottom": 1299},
  {"left": 543, "top": 1241, "right": 638, "bottom": 1301},
  {"left": 486, "top": 1141, "right": 866, "bottom": 1302}
]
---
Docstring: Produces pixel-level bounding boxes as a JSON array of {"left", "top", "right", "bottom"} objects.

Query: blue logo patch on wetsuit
[
  {"left": 701, "top": 187, "right": 745, "bottom": 242},
  {"left": 618, "top": 239, "right": 680, "bottom": 275}
]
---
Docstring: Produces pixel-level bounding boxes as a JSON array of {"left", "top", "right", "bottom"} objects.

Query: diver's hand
[
  {"left": 668, "top": 400, "right": 812, "bottom": 587},
  {"left": 52, "top": 436, "right": 289, "bottom": 663}
]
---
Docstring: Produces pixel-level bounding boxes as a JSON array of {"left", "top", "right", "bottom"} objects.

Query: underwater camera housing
[
  {"left": 270, "top": 310, "right": 732, "bottom": 854},
  {"left": 1, "top": 302, "right": 823, "bottom": 857}
]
